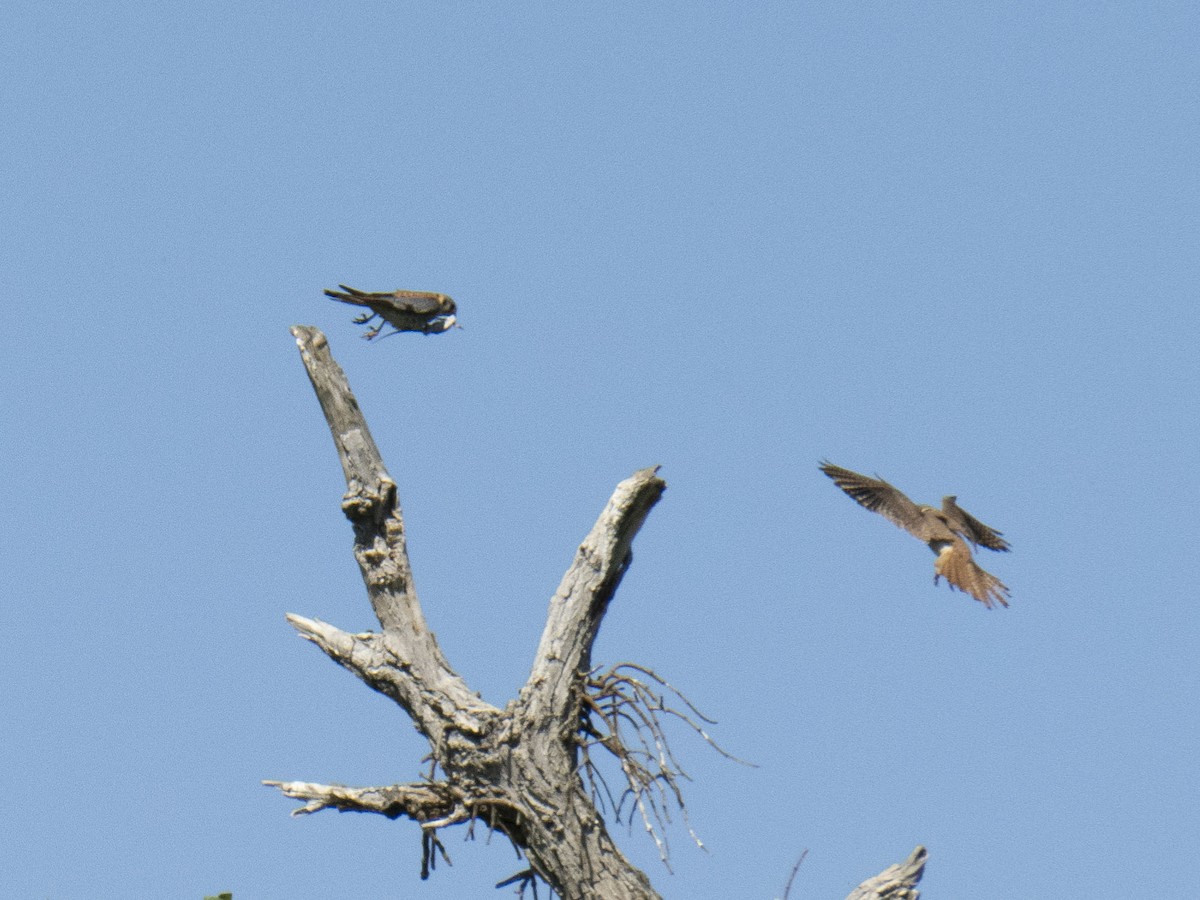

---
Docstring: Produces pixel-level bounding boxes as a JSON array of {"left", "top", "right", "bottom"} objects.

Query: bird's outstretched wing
[
  {"left": 324, "top": 284, "right": 457, "bottom": 338},
  {"left": 819, "top": 462, "right": 945, "bottom": 542},
  {"left": 941, "top": 496, "right": 1010, "bottom": 552}
]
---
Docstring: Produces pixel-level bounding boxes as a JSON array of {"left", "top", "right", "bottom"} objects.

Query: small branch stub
[{"left": 844, "top": 846, "right": 927, "bottom": 900}]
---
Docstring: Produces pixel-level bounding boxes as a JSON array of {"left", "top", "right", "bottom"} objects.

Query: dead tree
[{"left": 266, "top": 326, "right": 927, "bottom": 899}]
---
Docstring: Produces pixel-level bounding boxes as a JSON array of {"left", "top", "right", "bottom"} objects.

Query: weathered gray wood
[
  {"left": 289, "top": 324, "right": 426, "bottom": 633},
  {"left": 518, "top": 467, "right": 665, "bottom": 733},
  {"left": 844, "top": 846, "right": 927, "bottom": 900},
  {"left": 286, "top": 326, "right": 493, "bottom": 752}
]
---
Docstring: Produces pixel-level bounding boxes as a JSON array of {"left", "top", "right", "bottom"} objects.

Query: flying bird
[
  {"left": 325, "top": 285, "right": 458, "bottom": 339},
  {"left": 819, "top": 461, "right": 1011, "bottom": 608}
]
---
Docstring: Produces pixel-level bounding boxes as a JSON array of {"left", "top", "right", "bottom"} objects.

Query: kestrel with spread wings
[
  {"left": 325, "top": 284, "right": 458, "bottom": 339},
  {"left": 819, "top": 461, "right": 1011, "bottom": 608}
]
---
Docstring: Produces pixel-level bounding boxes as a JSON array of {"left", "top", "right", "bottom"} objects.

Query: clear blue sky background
[{"left": 4, "top": 3, "right": 1197, "bottom": 898}]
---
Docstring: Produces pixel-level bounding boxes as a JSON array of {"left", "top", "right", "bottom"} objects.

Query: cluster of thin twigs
[{"left": 576, "top": 662, "right": 752, "bottom": 869}]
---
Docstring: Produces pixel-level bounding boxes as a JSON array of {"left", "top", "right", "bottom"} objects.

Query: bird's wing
[
  {"left": 325, "top": 285, "right": 453, "bottom": 315},
  {"left": 383, "top": 290, "right": 453, "bottom": 315},
  {"left": 933, "top": 539, "right": 1010, "bottom": 608},
  {"left": 820, "top": 462, "right": 943, "bottom": 542},
  {"left": 941, "top": 496, "right": 1010, "bottom": 552}
]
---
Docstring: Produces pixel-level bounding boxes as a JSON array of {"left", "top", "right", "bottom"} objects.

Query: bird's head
[{"left": 424, "top": 315, "right": 459, "bottom": 333}]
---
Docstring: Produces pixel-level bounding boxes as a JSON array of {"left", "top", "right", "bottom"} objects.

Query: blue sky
[{"left": 3, "top": 2, "right": 1197, "bottom": 897}]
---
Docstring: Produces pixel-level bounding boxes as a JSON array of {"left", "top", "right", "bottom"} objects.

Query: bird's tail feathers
[
  {"left": 324, "top": 285, "right": 370, "bottom": 306},
  {"left": 934, "top": 541, "right": 1010, "bottom": 609}
]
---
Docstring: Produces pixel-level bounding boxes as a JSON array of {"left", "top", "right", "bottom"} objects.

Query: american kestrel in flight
[{"left": 820, "top": 461, "right": 1012, "bottom": 608}]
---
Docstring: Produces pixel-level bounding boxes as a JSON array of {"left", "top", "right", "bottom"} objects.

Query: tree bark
[{"left": 267, "top": 326, "right": 929, "bottom": 900}]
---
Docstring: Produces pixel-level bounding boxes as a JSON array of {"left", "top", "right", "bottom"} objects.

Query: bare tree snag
[
  {"left": 268, "top": 326, "right": 930, "bottom": 899},
  {"left": 270, "top": 326, "right": 662, "bottom": 898}
]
